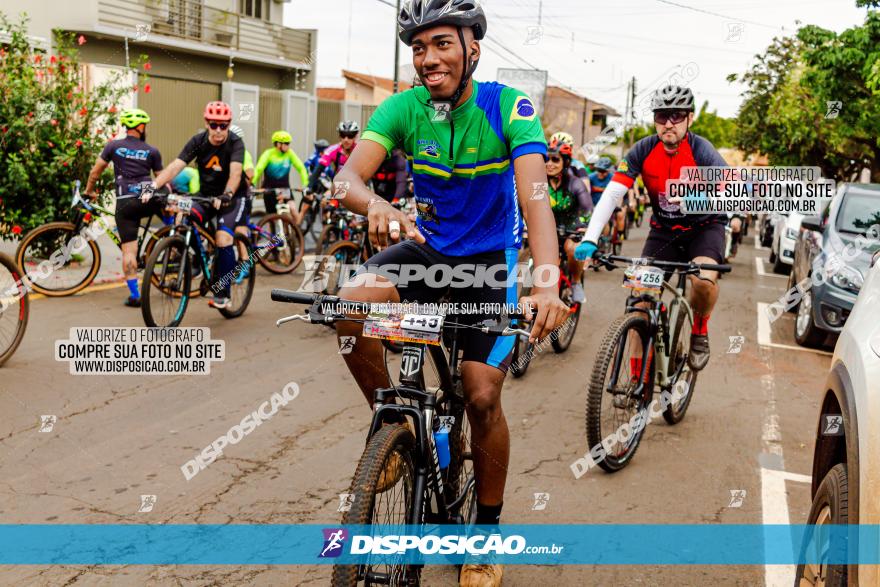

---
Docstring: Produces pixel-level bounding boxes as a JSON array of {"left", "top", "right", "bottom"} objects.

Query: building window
[{"left": 240, "top": 0, "right": 268, "bottom": 20}]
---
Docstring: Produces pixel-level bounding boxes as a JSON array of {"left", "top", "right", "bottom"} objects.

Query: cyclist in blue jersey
[
  {"left": 304, "top": 139, "right": 330, "bottom": 175},
  {"left": 171, "top": 167, "right": 199, "bottom": 194},
  {"left": 589, "top": 156, "right": 628, "bottom": 238},
  {"left": 83, "top": 108, "right": 163, "bottom": 307},
  {"left": 332, "top": 2, "right": 568, "bottom": 584}
]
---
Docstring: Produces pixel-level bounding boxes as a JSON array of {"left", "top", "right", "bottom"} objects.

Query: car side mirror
[{"left": 801, "top": 216, "right": 822, "bottom": 232}]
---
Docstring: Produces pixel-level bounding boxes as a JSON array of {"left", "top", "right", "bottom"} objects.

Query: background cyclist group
[{"left": 76, "top": 1, "right": 735, "bottom": 584}]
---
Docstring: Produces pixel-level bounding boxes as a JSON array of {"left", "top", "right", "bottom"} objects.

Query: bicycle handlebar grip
[
  {"left": 271, "top": 289, "right": 317, "bottom": 304},
  {"left": 701, "top": 263, "right": 732, "bottom": 273}
]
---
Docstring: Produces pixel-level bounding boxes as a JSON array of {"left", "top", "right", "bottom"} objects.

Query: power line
[{"left": 654, "top": 0, "right": 784, "bottom": 30}]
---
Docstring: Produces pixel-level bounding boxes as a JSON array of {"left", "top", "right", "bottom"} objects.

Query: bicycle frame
[
  {"left": 365, "top": 334, "right": 469, "bottom": 526},
  {"left": 72, "top": 193, "right": 160, "bottom": 253},
  {"left": 609, "top": 270, "right": 694, "bottom": 395}
]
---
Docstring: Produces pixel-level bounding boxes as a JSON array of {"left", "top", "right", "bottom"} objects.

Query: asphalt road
[{"left": 0, "top": 221, "right": 834, "bottom": 586}]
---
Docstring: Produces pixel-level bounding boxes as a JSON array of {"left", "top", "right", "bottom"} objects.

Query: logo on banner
[{"left": 319, "top": 528, "right": 348, "bottom": 558}]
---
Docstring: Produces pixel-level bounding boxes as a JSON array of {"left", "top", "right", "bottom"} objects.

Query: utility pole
[
  {"left": 393, "top": 0, "right": 401, "bottom": 93},
  {"left": 538, "top": 0, "right": 543, "bottom": 26},
  {"left": 628, "top": 76, "right": 637, "bottom": 148},
  {"left": 621, "top": 78, "right": 632, "bottom": 160}
]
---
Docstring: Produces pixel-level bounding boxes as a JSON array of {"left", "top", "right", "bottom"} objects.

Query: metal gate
[
  {"left": 258, "top": 88, "right": 283, "bottom": 155},
  {"left": 138, "top": 76, "right": 221, "bottom": 163}
]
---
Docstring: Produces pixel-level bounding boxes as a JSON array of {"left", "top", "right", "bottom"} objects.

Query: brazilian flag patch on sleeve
[{"left": 509, "top": 96, "right": 537, "bottom": 123}]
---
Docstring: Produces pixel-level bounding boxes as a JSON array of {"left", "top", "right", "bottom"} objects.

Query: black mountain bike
[
  {"left": 140, "top": 193, "right": 255, "bottom": 327},
  {"left": 585, "top": 254, "right": 730, "bottom": 472},
  {"left": 271, "top": 289, "right": 528, "bottom": 586}
]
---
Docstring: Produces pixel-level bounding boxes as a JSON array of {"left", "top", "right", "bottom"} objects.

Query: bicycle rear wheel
[
  {"left": 255, "top": 214, "right": 304, "bottom": 274},
  {"left": 317, "top": 225, "right": 345, "bottom": 256},
  {"left": 141, "top": 236, "right": 191, "bottom": 327},
  {"left": 662, "top": 301, "right": 698, "bottom": 424},
  {"left": 14, "top": 222, "right": 101, "bottom": 296},
  {"left": 0, "top": 254, "right": 29, "bottom": 366},
  {"left": 585, "top": 312, "right": 654, "bottom": 472},
  {"left": 218, "top": 233, "right": 256, "bottom": 319},
  {"left": 332, "top": 424, "right": 419, "bottom": 587}
]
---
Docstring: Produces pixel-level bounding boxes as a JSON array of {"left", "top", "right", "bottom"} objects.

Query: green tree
[
  {"left": 690, "top": 102, "right": 736, "bottom": 148},
  {"left": 0, "top": 12, "right": 147, "bottom": 236},
  {"left": 729, "top": 9, "right": 880, "bottom": 181}
]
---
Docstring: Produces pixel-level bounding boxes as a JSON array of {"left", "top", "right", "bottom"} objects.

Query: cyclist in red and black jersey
[{"left": 576, "top": 85, "right": 728, "bottom": 370}]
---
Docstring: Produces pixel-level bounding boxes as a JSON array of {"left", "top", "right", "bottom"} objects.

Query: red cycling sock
[
  {"left": 692, "top": 313, "right": 710, "bottom": 336},
  {"left": 630, "top": 357, "right": 642, "bottom": 379}
]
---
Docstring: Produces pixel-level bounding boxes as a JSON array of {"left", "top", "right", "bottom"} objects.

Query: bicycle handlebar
[{"left": 601, "top": 254, "right": 732, "bottom": 274}]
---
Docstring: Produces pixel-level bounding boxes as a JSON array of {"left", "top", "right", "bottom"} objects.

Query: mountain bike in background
[
  {"left": 0, "top": 253, "right": 29, "bottom": 367},
  {"left": 15, "top": 181, "right": 168, "bottom": 296}
]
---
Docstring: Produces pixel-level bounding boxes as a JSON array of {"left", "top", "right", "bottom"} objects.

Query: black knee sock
[{"left": 475, "top": 502, "right": 503, "bottom": 525}]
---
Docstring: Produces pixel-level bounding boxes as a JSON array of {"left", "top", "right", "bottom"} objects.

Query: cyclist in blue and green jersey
[
  {"left": 332, "top": 2, "right": 568, "bottom": 585},
  {"left": 253, "top": 130, "right": 309, "bottom": 215}
]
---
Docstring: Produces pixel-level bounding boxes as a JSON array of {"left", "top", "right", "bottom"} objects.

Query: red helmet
[
  {"left": 203, "top": 101, "right": 232, "bottom": 122},
  {"left": 548, "top": 138, "right": 573, "bottom": 158}
]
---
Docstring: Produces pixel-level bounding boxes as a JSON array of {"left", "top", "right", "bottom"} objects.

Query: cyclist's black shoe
[
  {"left": 124, "top": 296, "right": 141, "bottom": 308},
  {"left": 688, "top": 334, "right": 710, "bottom": 371}
]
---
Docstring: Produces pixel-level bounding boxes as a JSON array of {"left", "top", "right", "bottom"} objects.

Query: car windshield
[{"left": 835, "top": 192, "right": 880, "bottom": 235}]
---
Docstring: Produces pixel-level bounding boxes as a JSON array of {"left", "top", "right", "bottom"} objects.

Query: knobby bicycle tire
[
  {"left": 15, "top": 222, "right": 101, "bottom": 297},
  {"left": 0, "top": 254, "right": 29, "bottom": 367},
  {"left": 141, "top": 236, "right": 191, "bottom": 327},
  {"left": 145, "top": 227, "right": 213, "bottom": 298},
  {"left": 332, "top": 424, "right": 419, "bottom": 587},
  {"left": 662, "top": 301, "right": 698, "bottom": 425},
  {"left": 585, "top": 312, "right": 654, "bottom": 473}
]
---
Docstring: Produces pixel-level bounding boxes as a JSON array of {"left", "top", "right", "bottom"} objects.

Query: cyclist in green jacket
[{"left": 253, "top": 130, "right": 309, "bottom": 216}]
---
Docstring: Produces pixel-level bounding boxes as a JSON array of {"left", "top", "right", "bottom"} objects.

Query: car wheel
[
  {"left": 795, "top": 463, "right": 848, "bottom": 587},
  {"left": 794, "top": 288, "right": 826, "bottom": 347},
  {"left": 768, "top": 249, "right": 777, "bottom": 264},
  {"left": 772, "top": 250, "right": 790, "bottom": 274}
]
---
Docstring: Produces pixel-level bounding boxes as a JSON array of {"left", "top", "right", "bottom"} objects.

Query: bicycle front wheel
[
  {"left": 332, "top": 423, "right": 419, "bottom": 587},
  {"left": 317, "top": 240, "right": 361, "bottom": 295},
  {"left": 255, "top": 214, "right": 304, "bottom": 274},
  {"left": 218, "top": 233, "right": 256, "bottom": 319},
  {"left": 585, "top": 312, "right": 654, "bottom": 472},
  {"left": 0, "top": 254, "right": 29, "bottom": 366},
  {"left": 663, "top": 301, "right": 698, "bottom": 424},
  {"left": 15, "top": 222, "right": 101, "bottom": 296},
  {"left": 551, "top": 274, "right": 582, "bottom": 353},
  {"left": 141, "top": 236, "right": 191, "bottom": 327}
]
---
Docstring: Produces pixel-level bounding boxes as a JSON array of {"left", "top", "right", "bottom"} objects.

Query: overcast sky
[{"left": 286, "top": 0, "right": 871, "bottom": 120}]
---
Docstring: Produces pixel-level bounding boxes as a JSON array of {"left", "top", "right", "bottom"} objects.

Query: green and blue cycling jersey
[
  {"left": 362, "top": 80, "right": 547, "bottom": 256},
  {"left": 253, "top": 147, "right": 308, "bottom": 189},
  {"left": 171, "top": 166, "right": 200, "bottom": 194}
]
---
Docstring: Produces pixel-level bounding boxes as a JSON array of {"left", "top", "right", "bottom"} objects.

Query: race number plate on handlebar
[
  {"left": 363, "top": 310, "right": 445, "bottom": 345},
  {"left": 623, "top": 265, "right": 664, "bottom": 293},
  {"left": 176, "top": 197, "right": 194, "bottom": 214}
]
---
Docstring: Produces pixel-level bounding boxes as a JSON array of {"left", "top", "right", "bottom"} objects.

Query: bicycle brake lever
[{"left": 276, "top": 314, "right": 310, "bottom": 327}]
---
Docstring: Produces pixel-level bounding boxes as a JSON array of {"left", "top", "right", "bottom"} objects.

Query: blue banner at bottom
[{"left": 0, "top": 524, "right": 878, "bottom": 565}]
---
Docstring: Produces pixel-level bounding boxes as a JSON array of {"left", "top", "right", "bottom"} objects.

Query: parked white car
[
  {"left": 769, "top": 211, "right": 802, "bottom": 274},
  {"left": 796, "top": 249, "right": 880, "bottom": 586}
]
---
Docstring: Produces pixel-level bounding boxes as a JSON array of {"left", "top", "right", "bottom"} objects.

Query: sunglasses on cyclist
[
  {"left": 653, "top": 110, "right": 688, "bottom": 125},
  {"left": 339, "top": 132, "right": 358, "bottom": 139},
  {"left": 207, "top": 122, "right": 229, "bottom": 130},
  {"left": 547, "top": 156, "right": 563, "bottom": 163}
]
